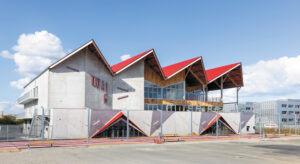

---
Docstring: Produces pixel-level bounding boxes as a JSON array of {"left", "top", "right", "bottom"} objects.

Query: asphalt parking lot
[{"left": 1, "top": 138, "right": 300, "bottom": 164}]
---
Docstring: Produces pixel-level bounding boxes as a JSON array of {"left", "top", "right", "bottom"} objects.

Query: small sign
[{"left": 264, "top": 124, "right": 278, "bottom": 128}]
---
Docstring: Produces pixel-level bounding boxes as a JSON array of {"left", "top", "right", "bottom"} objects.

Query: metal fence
[
  {"left": 0, "top": 125, "right": 27, "bottom": 142},
  {"left": 1, "top": 107, "right": 299, "bottom": 144},
  {"left": 255, "top": 112, "right": 300, "bottom": 137}
]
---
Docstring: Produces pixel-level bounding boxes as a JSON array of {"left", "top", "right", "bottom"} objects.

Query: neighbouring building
[
  {"left": 223, "top": 102, "right": 254, "bottom": 113},
  {"left": 253, "top": 99, "right": 300, "bottom": 126},
  {"left": 17, "top": 40, "right": 253, "bottom": 139}
]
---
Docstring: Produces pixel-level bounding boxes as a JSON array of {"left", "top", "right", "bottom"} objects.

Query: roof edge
[
  {"left": 165, "top": 56, "right": 202, "bottom": 79},
  {"left": 207, "top": 62, "right": 241, "bottom": 84},
  {"left": 114, "top": 49, "right": 154, "bottom": 75}
]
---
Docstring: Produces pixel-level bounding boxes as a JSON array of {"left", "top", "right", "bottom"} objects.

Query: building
[
  {"left": 254, "top": 99, "right": 300, "bottom": 126},
  {"left": 223, "top": 102, "right": 254, "bottom": 113},
  {"left": 17, "top": 40, "right": 250, "bottom": 139}
]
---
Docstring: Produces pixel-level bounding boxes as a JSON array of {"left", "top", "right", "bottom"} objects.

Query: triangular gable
[
  {"left": 122, "top": 110, "right": 153, "bottom": 136},
  {"left": 50, "top": 40, "right": 113, "bottom": 74},
  {"left": 220, "top": 113, "right": 240, "bottom": 134},
  {"left": 200, "top": 113, "right": 236, "bottom": 135},
  {"left": 199, "top": 112, "right": 218, "bottom": 134},
  {"left": 111, "top": 49, "right": 153, "bottom": 74},
  {"left": 150, "top": 111, "right": 175, "bottom": 136},
  {"left": 90, "top": 110, "right": 121, "bottom": 137},
  {"left": 206, "top": 62, "right": 241, "bottom": 83},
  {"left": 241, "top": 113, "right": 254, "bottom": 129},
  {"left": 162, "top": 57, "right": 202, "bottom": 79},
  {"left": 91, "top": 111, "right": 147, "bottom": 138}
]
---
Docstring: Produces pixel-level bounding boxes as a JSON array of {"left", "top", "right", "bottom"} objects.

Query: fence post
[
  {"left": 41, "top": 106, "right": 45, "bottom": 141},
  {"left": 216, "top": 108, "right": 219, "bottom": 138},
  {"left": 6, "top": 125, "right": 8, "bottom": 142},
  {"left": 126, "top": 110, "right": 129, "bottom": 142},
  {"left": 278, "top": 113, "right": 281, "bottom": 137},
  {"left": 295, "top": 114, "right": 297, "bottom": 135},
  {"left": 87, "top": 108, "right": 90, "bottom": 144},
  {"left": 190, "top": 110, "right": 193, "bottom": 138},
  {"left": 239, "top": 112, "right": 242, "bottom": 137},
  {"left": 160, "top": 109, "right": 163, "bottom": 139}
]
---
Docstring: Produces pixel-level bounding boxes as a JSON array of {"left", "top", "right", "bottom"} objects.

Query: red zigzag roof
[{"left": 111, "top": 49, "right": 241, "bottom": 84}]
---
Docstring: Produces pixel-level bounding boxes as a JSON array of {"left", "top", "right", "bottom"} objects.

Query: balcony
[
  {"left": 144, "top": 98, "right": 223, "bottom": 107},
  {"left": 18, "top": 87, "right": 38, "bottom": 104}
]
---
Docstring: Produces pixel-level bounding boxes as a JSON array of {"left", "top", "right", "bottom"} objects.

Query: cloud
[
  {"left": 0, "top": 101, "right": 23, "bottom": 114},
  {"left": 1, "top": 30, "right": 65, "bottom": 89},
  {"left": 10, "top": 77, "right": 31, "bottom": 89},
  {"left": 0, "top": 50, "right": 13, "bottom": 59},
  {"left": 214, "top": 55, "right": 300, "bottom": 103},
  {"left": 240, "top": 55, "right": 300, "bottom": 101},
  {"left": 120, "top": 54, "right": 131, "bottom": 61}
]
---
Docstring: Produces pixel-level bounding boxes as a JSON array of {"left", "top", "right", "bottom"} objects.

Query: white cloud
[
  {"left": 120, "top": 54, "right": 131, "bottom": 61},
  {"left": 1, "top": 30, "right": 65, "bottom": 89},
  {"left": 10, "top": 77, "right": 31, "bottom": 89},
  {"left": 214, "top": 55, "right": 300, "bottom": 103},
  {"left": 0, "top": 101, "right": 23, "bottom": 114},
  {"left": 0, "top": 50, "right": 13, "bottom": 59},
  {"left": 240, "top": 55, "right": 300, "bottom": 101}
]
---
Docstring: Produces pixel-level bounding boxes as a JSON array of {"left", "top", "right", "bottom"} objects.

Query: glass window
[
  {"left": 282, "top": 104, "right": 287, "bottom": 108},
  {"left": 288, "top": 104, "right": 294, "bottom": 108},
  {"left": 282, "top": 118, "right": 287, "bottom": 122},
  {"left": 289, "top": 111, "right": 294, "bottom": 114},
  {"left": 282, "top": 111, "right": 287, "bottom": 114}
]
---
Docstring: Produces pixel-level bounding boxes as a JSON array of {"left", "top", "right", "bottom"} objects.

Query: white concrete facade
[{"left": 112, "top": 60, "right": 145, "bottom": 110}]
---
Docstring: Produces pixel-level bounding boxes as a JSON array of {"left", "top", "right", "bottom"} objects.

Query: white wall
[
  {"left": 48, "top": 50, "right": 86, "bottom": 109},
  {"left": 24, "top": 70, "right": 49, "bottom": 118},
  {"left": 84, "top": 49, "right": 113, "bottom": 110},
  {"left": 50, "top": 108, "right": 88, "bottom": 139},
  {"left": 112, "top": 60, "right": 144, "bottom": 110}
]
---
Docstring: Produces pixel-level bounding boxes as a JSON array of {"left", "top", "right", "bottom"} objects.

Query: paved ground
[{"left": 1, "top": 138, "right": 300, "bottom": 164}]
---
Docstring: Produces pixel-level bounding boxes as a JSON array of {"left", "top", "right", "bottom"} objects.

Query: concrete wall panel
[
  {"left": 112, "top": 60, "right": 144, "bottom": 110},
  {"left": 51, "top": 108, "right": 88, "bottom": 139}
]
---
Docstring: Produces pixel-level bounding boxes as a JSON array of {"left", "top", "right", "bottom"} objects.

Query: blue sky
[{"left": 1, "top": 0, "right": 300, "bottom": 113}]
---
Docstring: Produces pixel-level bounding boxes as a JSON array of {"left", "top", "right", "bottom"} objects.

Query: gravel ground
[{"left": 1, "top": 138, "right": 300, "bottom": 164}]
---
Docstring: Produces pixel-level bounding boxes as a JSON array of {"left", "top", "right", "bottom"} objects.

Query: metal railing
[{"left": 17, "top": 87, "right": 38, "bottom": 104}]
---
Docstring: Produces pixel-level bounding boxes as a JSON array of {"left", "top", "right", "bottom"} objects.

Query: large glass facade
[
  {"left": 186, "top": 89, "right": 204, "bottom": 101},
  {"left": 144, "top": 80, "right": 185, "bottom": 100},
  {"left": 144, "top": 103, "right": 206, "bottom": 112}
]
